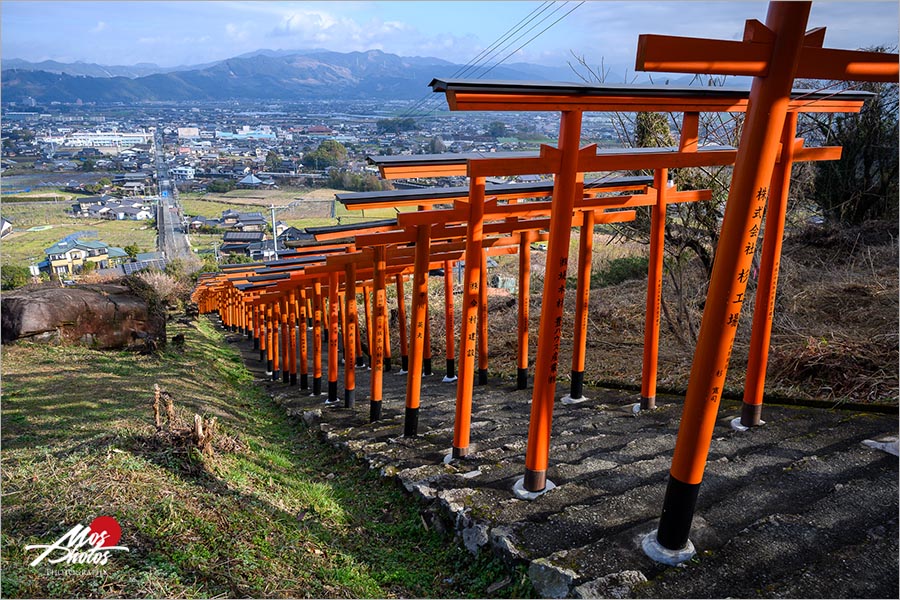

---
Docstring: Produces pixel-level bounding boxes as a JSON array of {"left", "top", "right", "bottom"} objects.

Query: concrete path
[{"left": 225, "top": 326, "right": 898, "bottom": 599}]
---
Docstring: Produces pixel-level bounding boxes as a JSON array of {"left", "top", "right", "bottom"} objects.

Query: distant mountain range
[{"left": 2, "top": 50, "right": 585, "bottom": 104}]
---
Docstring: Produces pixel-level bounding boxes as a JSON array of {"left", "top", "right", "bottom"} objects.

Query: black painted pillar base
[
  {"left": 282, "top": 370, "right": 289, "bottom": 384},
  {"left": 272, "top": 370, "right": 280, "bottom": 382},
  {"left": 312, "top": 377, "right": 322, "bottom": 396},
  {"left": 451, "top": 445, "right": 469, "bottom": 459},
  {"left": 524, "top": 468, "right": 546, "bottom": 492},
  {"left": 423, "top": 358, "right": 433, "bottom": 376},
  {"left": 369, "top": 400, "right": 382, "bottom": 422},
  {"left": 741, "top": 402, "right": 763, "bottom": 427},
  {"left": 290, "top": 373, "right": 297, "bottom": 386},
  {"left": 328, "top": 380, "right": 338, "bottom": 404},
  {"left": 641, "top": 395, "right": 657, "bottom": 411},
  {"left": 344, "top": 388, "right": 355, "bottom": 409},
  {"left": 401, "top": 355, "right": 409, "bottom": 372},
  {"left": 656, "top": 475, "right": 701, "bottom": 551},
  {"left": 384, "top": 357, "right": 392, "bottom": 372},
  {"left": 356, "top": 356, "right": 366, "bottom": 367},
  {"left": 404, "top": 407, "right": 419, "bottom": 437},
  {"left": 307, "top": 318, "right": 313, "bottom": 328},
  {"left": 517, "top": 368, "right": 528, "bottom": 390},
  {"left": 570, "top": 370, "right": 584, "bottom": 400},
  {"left": 477, "top": 368, "right": 488, "bottom": 385},
  {"left": 300, "top": 373, "right": 309, "bottom": 390},
  {"left": 446, "top": 359, "right": 456, "bottom": 379},
  {"left": 266, "top": 359, "right": 273, "bottom": 373},
  {"left": 259, "top": 350, "right": 264, "bottom": 361},
  {"left": 231, "top": 325, "right": 237, "bottom": 332},
  {"left": 253, "top": 339, "right": 259, "bottom": 351}
]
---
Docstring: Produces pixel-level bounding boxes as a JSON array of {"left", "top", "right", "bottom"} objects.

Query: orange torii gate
[
  {"left": 340, "top": 174, "right": 655, "bottom": 390},
  {"left": 308, "top": 217, "right": 552, "bottom": 422},
  {"left": 630, "top": 1, "right": 898, "bottom": 563},
  {"left": 427, "top": 65, "right": 873, "bottom": 504},
  {"left": 194, "top": 245, "right": 356, "bottom": 388}
]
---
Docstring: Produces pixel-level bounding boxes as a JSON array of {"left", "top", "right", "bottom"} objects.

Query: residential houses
[
  {"left": 38, "top": 239, "right": 129, "bottom": 277},
  {"left": 71, "top": 196, "right": 154, "bottom": 221}
]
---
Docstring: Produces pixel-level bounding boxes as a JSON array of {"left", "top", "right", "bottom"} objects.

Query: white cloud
[
  {"left": 91, "top": 21, "right": 107, "bottom": 34},
  {"left": 226, "top": 23, "right": 250, "bottom": 41}
]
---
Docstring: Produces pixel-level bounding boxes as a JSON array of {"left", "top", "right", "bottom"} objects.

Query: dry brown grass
[{"left": 417, "top": 222, "right": 898, "bottom": 405}]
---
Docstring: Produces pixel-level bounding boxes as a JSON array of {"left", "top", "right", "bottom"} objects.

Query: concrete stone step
[{"left": 227, "top": 327, "right": 898, "bottom": 599}]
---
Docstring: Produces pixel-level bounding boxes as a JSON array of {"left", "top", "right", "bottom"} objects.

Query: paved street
[{"left": 153, "top": 133, "right": 194, "bottom": 263}]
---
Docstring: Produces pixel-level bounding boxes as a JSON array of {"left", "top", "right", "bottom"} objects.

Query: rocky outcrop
[{"left": 1, "top": 283, "right": 165, "bottom": 349}]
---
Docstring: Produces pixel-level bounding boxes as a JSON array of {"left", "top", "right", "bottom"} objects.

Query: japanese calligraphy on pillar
[
  {"left": 712, "top": 186, "right": 769, "bottom": 404},
  {"left": 546, "top": 256, "right": 568, "bottom": 383}
]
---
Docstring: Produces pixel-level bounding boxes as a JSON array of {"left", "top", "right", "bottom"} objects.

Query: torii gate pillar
[{"left": 638, "top": 0, "right": 900, "bottom": 563}]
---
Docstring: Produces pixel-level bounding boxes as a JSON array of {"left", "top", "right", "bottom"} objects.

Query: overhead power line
[{"left": 396, "top": 2, "right": 555, "bottom": 119}]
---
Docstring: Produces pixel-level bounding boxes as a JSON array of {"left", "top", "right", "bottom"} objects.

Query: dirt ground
[{"left": 420, "top": 220, "right": 899, "bottom": 406}]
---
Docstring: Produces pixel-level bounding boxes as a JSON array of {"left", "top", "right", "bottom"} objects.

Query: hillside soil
[{"left": 423, "top": 220, "right": 899, "bottom": 407}]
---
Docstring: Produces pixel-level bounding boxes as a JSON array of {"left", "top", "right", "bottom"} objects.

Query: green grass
[
  {"left": 333, "top": 203, "right": 417, "bottom": 222},
  {"left": 179, "top": 198, "right": 252, "bottom": 219},
  {"left": 0, "top": 205, "right": 157, "bottom": 266},
  {"left": 0, "top": 317, "right": 533, "bottom": 598},
  {"left": 1, "top": 188, "right": 82, "bottom": 203}
]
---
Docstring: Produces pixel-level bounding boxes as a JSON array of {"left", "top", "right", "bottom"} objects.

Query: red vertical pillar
[
  {"left": 522, "top": 109, "right": 583, "bottom": 493},
  {"left": 395, "top": 274, "right": 409, "bottom": 373},
  {"left": 312, "top": 280, "right": 323, "bottom": 396},
  {"left": 443, "top": 260, "right": 457, "bottom": 382},
  {"left": 565, "top": 208, "right": 595, "bottom": 403},
  {"left": 370, "top": 246, "right": 387, "bottom": 421},
  {"left": 651, "top": 2, "right": 811, "bottom": 556},
  {"left": 288, "top": 290, "right": 298, "bottom": 386},
  {"left": 517, "top": 231, "right": 533, "bottom": 390},
  {"left": 298, "top": 287, "right": 309, "bottom": 390},
  {"left": 640, "top": 169, "right": 668, "bottom": 410},
  {"left": 452, "top": 176, "right": 486, "bottom": 458},
  {"left": 741, "top": 112, "right": 799, "bottom": 427},
  {"left": 344, "top": 262, "right": 358, "bottom": 408},
  {"left": 280, "top": 296, "right": 290, "bottom": 383},
  {"left": 327, "top": 270, "right": 340, "bottom": 404},
  {"left": 272, "top": 299, "right": 282, "bottom": 382},
  {"left": 404, "top": 225, "right": 432, "bottom": 436},
  {"left": 477, "top": 248, "right": 489, "bottom": 385},
  {"left": 265, "top": 301, "right": 275, "bottom": 375}
]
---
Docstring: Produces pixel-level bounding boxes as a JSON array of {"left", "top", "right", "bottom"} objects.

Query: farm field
[{"left": 0, "top": 203, "right": 157, "bottom": 266}]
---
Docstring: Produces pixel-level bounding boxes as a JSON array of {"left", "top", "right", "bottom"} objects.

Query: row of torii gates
[{"left": 194, "top": 2, "right": 896, "bottom": 565}]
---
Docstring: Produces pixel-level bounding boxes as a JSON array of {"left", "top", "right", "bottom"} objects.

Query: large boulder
[{"left": 1, "top": 282, "right": 166, "bottom": 349}]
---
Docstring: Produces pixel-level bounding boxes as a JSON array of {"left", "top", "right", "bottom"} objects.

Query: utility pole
[{"left": 270, "top": 204, "right": 279, "bottom": 260}]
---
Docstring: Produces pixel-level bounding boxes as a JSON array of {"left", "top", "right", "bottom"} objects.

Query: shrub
[
  {"left": 595, "top": 256, "right": 649, "bottom": 287},
  {"left": 1, "top": 265, "right": 32, "bottom": 290},
  {"left": 136, "top": 270, "right": 188, "bottom": 306}
]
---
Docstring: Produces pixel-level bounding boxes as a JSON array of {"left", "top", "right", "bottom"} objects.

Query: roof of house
[
  {"left": 223, "top": 231, "right": 265, "bottom": 242},
  {"left": 278, "top": 226, "right": 312, "bottom": 241},
  {"left": 107, "top": 247, "right": 128, "bottom": 258},
  {"left": 237, "top": 212, "right": 265, "bottom": 222},
  {"left": 44, "top": 239, "right": 108, "bottom": 255},
  {"left": 239, "top": 174, "right": 263, "bottom": 185},
  {"left": 115, "top": 206, "right": 150, "bottom": 215}
]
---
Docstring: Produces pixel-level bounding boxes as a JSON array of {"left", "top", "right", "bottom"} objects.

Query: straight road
[{"left": 153, "top": 132, "right": 195, "bottom": 264}]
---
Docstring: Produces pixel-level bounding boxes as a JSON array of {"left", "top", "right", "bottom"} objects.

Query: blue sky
[{"left": 3, "top": 1, "right": 897, "bottom": 75}]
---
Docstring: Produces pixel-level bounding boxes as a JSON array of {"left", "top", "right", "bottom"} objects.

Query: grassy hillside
[
  {"left": 0, "top": 203, "right": 157, "bottom": 266},
  {"left": 1, "top": 317, "right": 532, "bottom": 598}
]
